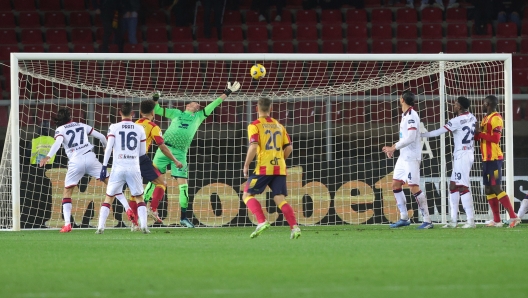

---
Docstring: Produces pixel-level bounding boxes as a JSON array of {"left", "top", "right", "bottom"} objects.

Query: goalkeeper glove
[
  {"left": 223, "top": 81, "right": 241, "bottom": 96},
  {"left": 152, "top": 91, "right": 161, "bottom": 102},
  {"left": 100, "top": 166, "right": 108, "bottom": 181}
]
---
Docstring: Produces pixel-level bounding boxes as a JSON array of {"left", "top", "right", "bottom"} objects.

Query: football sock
[
  {"left": 151, "top": 184, "right": 166, "bottom": 212},
  {"left": 179, "top": 184, "right": 189, "bottom": 219},
  {"left": 144, "top": 182, "right": 155, "bottom": 202},
  {"left": 460, "top": 189, "right": 474, "bottom": 224},
  {"left": 278, "top": 201, "right": 297, "bottom": 229},
  {"left": 115, "top": 193, "right": 130, "bottom": 210},
  {"left": 245, "top": 196, "right": 266, "bottom": 224},
  {"left": 97, "top": 203, "right": 110, "bottom": 230},
  {"left": 497, "top": 191, "right": 517, "bottom": 218},
  {"left": 413, "top": 190, "right": 431, "bottom": 223},
  {"left": 449, "top": 189, "right": 460, "bottom": 223},
  {"left": 487, "top": 194, "right": 500, "bottom": 223},
  {"left": 138, "top": 202, "right": 147, "bottom": 229},
  {"left": 62, "top": 198, "right": 72, "bottom": 226},
  {"left": 517, "top": 198, "right": 528, "bottom": 218},
  {"left": 129, "top": 200, "right": 138, "bottom": 219},
  {"left": 393, "top": 188, "right": 408, "bottom": 220}
]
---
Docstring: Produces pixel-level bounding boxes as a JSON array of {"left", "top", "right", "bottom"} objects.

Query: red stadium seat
[
  {"left": 347, "top": 24, "right": 368, "bottom": 39},
  {"left": 203, "top": 61, "right": 230, "bottom": 90},
  {"left": 127, "top": 61, "right": 152, "bottom": 90},
  {"left": 371, "top": 40, "right": 393, "bottom": 53},
  {"left": 154, "top": 61, "right": 180, "bottom": 91},
  {"left": 24, "top": 44, "right": 45, "bottom": 53},
  {"left": 148, "top": 44, "right": 169, "bottom": 53},
  {"left": 39, "top": 0, "right": 61, "bottom": 11},
  {"left": 522, "top": 39, "right": 528, "bottom": 53},
  {"left": 171, "top": 27, "right": 193, "bottom": 43},
  {"left": 512, "top": 55, "right": 528, "bottom": 70},
  {"left": 30, "top": 79, "right": 55, "bottom": 100},
  {"left": 339, "top": 101, "right": 365, "bottom": 124},
  {"left": 322, "top": 41, "right": 344, "bottom": 53},
  {"left": 244, "top": 10, "right": 262, "bottom": 25},
  {"left": 512, "top": 70, "right": 528, "bottom": 88},
  {"left": 421, "top": 40, "right": 442, "bottom": 53},
  {"left": 421, "top": 7, "right": 442, "bottom": 23},
  {"left": 46, "top": 29, "right": 68, "bottom": 44},
  {"left": 320, "top": 9, "right": 342, "bottom": 25},
  {"left": 101, "top": 61, "right": 127, "bottom": 88},
  {"left": 305, "top": 61, "right": 330, "bottom": 89},
  {"left": 0, "top": 12, "right": 16, "bottom": 28},
  {"left": 48, "top": 44, "right": 69, "bottom": 52},
  {"left": 197, "top": 41, "right": 219, "bottom": 53},
  {"left": 297, "top": 41, "right": 319, "bottom": 53},
  {"left": 396, "top": 24, "right": 417, "bottom": 39},
  {"left": 471, "top": 40, "right": 492, "bottom": 53},
  {"left": 172, "top": 43, "right": 194, "bottom": 53},
  {"left": 146, "top": 27, "right": 168, "bottom": 43},
  {"left": 370, "top": 102, "right": 393, "bottom": 122},
  {"left": 496, "top": 39, "right": 518, "bottom": 53},
  {"left": 371, "top": 8, "right": 393, "bottom": 24},
  {"left": 370, "top": 24, "right": 392, "bottom": 40},
  {"left": 296, "top": 25, "right": 318, "bottom": 41},
  {"left": 270, "top": 9, "right": 293, "bottom": 24},
  {"left": 471, "top": 23, "right": 492, "bottom": 38},
  {"left": 522, "top": 22, "right": 528, "bottom": 37},
  {"left": 246, "top": 25, "right": 268, "bottom": 42},
  {"left": 321, "top": 25, "right": 342, "bottom": 41},
  {"left": 70, "top": 28, "right": 93, "bottom": 44},
  {"left": 222, "top": 26, "right": 243, "bottom": 42},
  {"left": 223, "top": 10, "right": 242, "bottom": 26},
  {"left": 247, "top": 41, "right": 269, "bottom": 53},
  {"left": 347, "top": 39, "right": 368, "bottom": 53},
  {"left": 446, "top": 23, "right": 467, "bottom": 39},
  {"left": 446, "top": 7, "right": 467, "bottom": 23},
  {"left": 291, "top": 102, "right": 317, "bottom": 124},
  {"left": 397, "top": 40, "right": 417, "bottom": 53},
  {"left": 271, "top": 24, "right": 293, "bottom": 41},
  {"left": 13, "top": 0, "right": 37, "bottom": 11},
  {"left": 281, "top": 62, "right": 306, "bottom": 89},
  {"left": 272, "top": 41, "right": 294, "bottom": 53},
  {"left": 396, "top": 8, "right": 417, "bottom": 23},
  {"left": 145, "top": 11, "right": 167, "bottom": 27},
  {"left": 72, "top": 44, "right": 95, "bottom": 52},
  {"left": 0, "top": 1, "right": 11, "bottom": 12},
  {"left": 446, "top": 40, "right": 467, "bottom": 53},
  {"left": 63, "top": 0, "right": 86, "bottom": 11},
  {"left": 0, "top": 30, "right": 17, "bottom": 45},
  {"left": 21, "top": 29, "right": 43, "bottom": 44},
  {"left": 69, "top": 11, "right": 92, "bottom": 27},
  {"left": 421, "top": 24, "right": 443, "bottom": 39},
  {"left": 124, "top": 44, "right": 144, "bottom": 53},
  {"left": 44, "top": 12, "right": 66, "bottom": 28},
  {"left": 18, "top": 12, "right": 41, "bottom": 28},
  {"left": 345, "top": 9, "right": 367, "bottom": 25},
  {"left": 223, "top": 42, "right": 244, "bottom": 53},
  {"left": 295, "top": 10, "right": 317, "bottom": 25},
  {"left": 496, "top": 22, "right": 517, "bottom": 38}
]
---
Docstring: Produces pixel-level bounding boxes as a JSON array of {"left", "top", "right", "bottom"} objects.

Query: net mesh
[{"left": 0, "top": 57, "right": 509, "bottom": 229}]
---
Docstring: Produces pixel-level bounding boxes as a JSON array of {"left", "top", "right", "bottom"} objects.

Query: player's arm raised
[
  {"left": 39, "top": 130, "right": 64, "bottom": 167},
  {"left": 202, "top": 81, "right": 241, "bottom": 116},
  {"left": 151, "top": 91, "right": 182, "bottom": 119}
]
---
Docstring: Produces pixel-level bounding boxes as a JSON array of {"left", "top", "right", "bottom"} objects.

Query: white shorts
[
  {"left": 65, "top": 152, "right": 107, "bottom": 188},
  {"left": 451, "top": 152, "right": 474, "bottom": 187},
  {"left": 106, "top": 168, "right": 144, "bottom": 197},
  {"left": 393, "top": 158, "right": 421, "bottom": 186}
]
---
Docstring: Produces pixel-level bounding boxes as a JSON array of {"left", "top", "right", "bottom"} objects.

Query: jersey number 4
[
  {"left": 264, "top": 130, "right": 281, "bottom": 151},
  {"left": 462, "top": 123, "right": 476, "bottom": 144},
  {"left": 65, "top": 127, "right": 85, "bottom": 147},
  {"left": 118, "top": 131, "right": 138, "bottom": 150}
]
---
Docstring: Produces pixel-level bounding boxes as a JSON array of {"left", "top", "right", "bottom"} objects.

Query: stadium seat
[
  {"left": 221, "top": 26, "right": 243, "bottom": 42},
  {"left": 446, "top": 24, "right": 467, "bottom": 39},
  {"left": 246, "top": 25, "right": 268, "bottom": 42},
  {"left": 45, "top": 29, "right": 68, "bottom": 44},
  {"left": 522, "top": 39, "right": 528, "bottom": 53},
  {"left": 347, "top": 24, "right": 368, "bottom": 39},
  {"left": 421, "top": 24, "right": 443, "bottom": 39},
  {"left": 397, "top": 40, "right": 417, "bottom": 53},
  {"left": 512, "top": 100, "right": 526, "bottom": 120},
  {"left": 48, "top": 44, "right": 69, "bottom": 52},
  {"left": 146, "top": 27, "right": 168, "bottom": 43},
  {"left": 270, "top": 9, "right": 294, "bottom": 24},
  {"left": 295, "top": 10, "right": 317, "bottom": 25},
  {"left": 223, "top": 10, "right": 242, "bottom": 26},
  {"left": 370, "top": 24, "right": 392, "bottom": 40},
  {"left": 322, "top": 41, "right": 344, "bottom": 53},
  {"left": 197, "top": 42, "right": 219, "bottom": 53},
  {"left": 23, "top": 44, "right": 45, "bottom": 53},
  {"left": 62, "top": 0, "right": 86, "bottom": 11},
  {"left": 31, "top": 79, "right": 55, "bottom": 100},
  {"left": 370, "top": 102, "right": 393, "bottom": 122},
  {"left": 347, "top": 40, "right": 368, "bottom": 53},
  {"left": 371, "top": 40, "right": 393, "bottom": 53},
  {"left": 421, "top": 40, "right": 442, "bottom": 53},
  {"left": 123, "top": 44, "right": 144, "bottom": 53},
  {"left": 70, "top": 28, "right": 93, "bottom": 44},
  {"left": 396, "top": 24, "right": 417, "bottom": 39},
  {"left": 446, "top": 7, "right": 467, "bottom": 23},
  {"left": 338, "top": 101, "right": 365, "bottom": 123},
  {"left": 297, "top": 41, "right": 319, "bottom": 53},
  {"left": 296, "top": 25, "right": 318, "bottom": 41},
  {"left": 229, "top": 61, "right": 254, "bottom": 88},
  {"left": 345, "top": 9, "right": 367, "bottom": 25},
  {"left": 68, "top": 11, "right": 92, "bottom": 27},
  {"left": 172, "top": 43, "right": 194, "bottom": 53},
  {"left": 154, "top": 61, "right": 180, "bottom": 91},
  {"left": 320, "top": 9, "right": 342, "bottom": 25},
  {"left": 306, "top": 61, "right": 329, "bottom": 88},
  {"left": 72, "top": 44, "right": 94, "bottom": 52},
  {"left": 522, "top": 22, "right": 528, "bottom": 38},
  {"left": 247, "top": 41, "right": 269, "bottom": 53},
  {"left": 421, "top": 106, "right": 441, "bottom": 123},
  {"left": 244, "top": 10, "right": 262, "bottom": 25},
  {"left": 291, "top": 102, "right": 317, "bottom": 124},
  {"left": 148, "top": 43, "right": 169, "bottom": 53},
  {"left": 321, "top": 25, "right": 342, "bottom": 41},
  {"left": 421, "top": 7, "right": 442, "bottom": 23},
  {"left": 471, "top": 40, "right": 492, "bottom": 53},
  {"left": 271, "top": 24, "right": 293, "bottom": 41},
  {"left": 0, "top": 30, "right": 18, "bottom": 45},
  {"left": 495, "top": 39, "right": 518, "bottom": 53},
  {"left": 371, "top": 8, "right": 393, "bottom": 24},
  {"left": 171, "top": 27, "right": 193, "bottom": 43},
  {"left": 513, "top": 70, "right": 528, "bottom": 89},
  {"left": 18, "top": 12, "right": 41, "bottom": 28},
  {"left": 145, "top": 11, "right": 167, "bottom": 27},
  {"left": 39, "top": 0, "right": 61, "bottom": 11},
  {"left": 446, "top": 40, "right": 467, "bottom": 53},
  {"left": 396, "top": 8, "right": 417, "bottom": 23},
  {"left": 281, "top": 63, "right": 306, "bottom": 89},
  {"left": 13, "top": 0, "right": 37, "bottom": 11},
  {"left": 203, "top": 61, "right": 230, "bottom": 90},
  {"left": 272, "top": 41, "right": 294, "bottom": 53},
  {"left": 471, "top": 23, "right": 492, "bottom": 38},
  {"left": 44, "top": 12, "right": 66, "bottom": 28},
  {"left": 21, "top": 29, "right": 44, "bottom": 44},
  {"left": 480, "top": 71, "right": 502, "bottom": 95},
  {"left": 0, "top": 12, "right": 16, "bottom": 28},
  {"left": 0, "top": 1, "right": 11, "bottom": 12},
  {"left": 101, "top": 61, "right": 127, "bottom": 88},
  {"left": 496, "top": 22, "right": 518, "bottom": 38},
  {"left": 223, "top": 42, "right": 244, "bottom": 53},
  {"left": 512, "top": 55, "right": 528, "bottom": 70}
]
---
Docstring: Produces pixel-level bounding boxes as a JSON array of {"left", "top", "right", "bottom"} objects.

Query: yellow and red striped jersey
[
  {"left": 135, "top": 118, "right": 164, "bottom": 152},
  {"left": 247, "top": 116, "right": 291, "bottom": 175},
  {"left": 480, "top": 112, "right": 503, "bottom": 161}
]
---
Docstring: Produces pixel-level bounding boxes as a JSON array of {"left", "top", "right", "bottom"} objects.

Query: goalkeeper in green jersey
[{"left": 144, "top": 81, "right": 241, "bottom": 227}]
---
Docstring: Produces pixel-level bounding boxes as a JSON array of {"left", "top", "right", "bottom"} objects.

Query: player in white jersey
[
  {"left": 39, "top": 107, "right": 135, "bottom": 233},
  {"left": 382, "top": 91, "right": 433, "bottom": 229},
  {"left": 421, "top": 97, "right": 477, "bottom": 228},
  {"left": 96, "top": 103, "right": 149, "bottom": 234}
]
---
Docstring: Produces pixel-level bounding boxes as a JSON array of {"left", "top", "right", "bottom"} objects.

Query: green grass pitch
[{"left": 1, "top": 225, "right": 528, "bottom": 298}]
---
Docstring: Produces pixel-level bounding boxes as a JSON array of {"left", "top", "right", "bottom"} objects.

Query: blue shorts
[
  {"left": 139, "top": 155, "right": 161, "bottom": 182},
  {"left": 244, "top": 175, "right": 287, "bottom": 196},
  {"left": 482, "top": 160, "right": 503, "bottom": 186}
]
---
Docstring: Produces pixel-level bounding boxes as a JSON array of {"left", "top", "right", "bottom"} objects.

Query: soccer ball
[{"left": 250, "top": 64, "right": 266, "bottom": 80}]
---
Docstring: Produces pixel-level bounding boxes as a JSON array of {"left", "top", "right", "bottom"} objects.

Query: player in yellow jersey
[
  {"left": 242, "top": 97, "right": 301, "bottom": 239},
  {"left": 474, "top": 95, "right": 520, "bottom": 228},
  {"left": 134, "top": 99, "right": 182, "bottom": 227}
]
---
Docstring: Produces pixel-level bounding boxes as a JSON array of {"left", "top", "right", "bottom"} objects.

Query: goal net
[{"left": 0, "top": 53, "right": 513, "bottom": 230}]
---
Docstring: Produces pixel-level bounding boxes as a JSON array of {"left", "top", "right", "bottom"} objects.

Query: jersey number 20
[{"left": 265, "top": 130, "right": 281, "bottom": 151}]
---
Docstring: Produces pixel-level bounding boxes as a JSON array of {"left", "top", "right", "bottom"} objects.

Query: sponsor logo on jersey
[
  {"left": 270, "top": 157, "right": 281, "bottom": 165},
  {"left": 408, "top": 119, "right": 415, "bottom": 124},
  {"left": 460, "top": 119, "right": 467, "bottom": 124},
  {"left": 447, "top": 121, "right": 452, "bottom": 126},
  {"left": 118, "top": 154, "right": 137, "bottom": 159},
  {"left": 179, "top": 123, "right": 189, "bottom": 129}
]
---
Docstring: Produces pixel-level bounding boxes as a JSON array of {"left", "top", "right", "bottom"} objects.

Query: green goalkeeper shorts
[{"left": 152, "top": 147, "right": 188, "bottom": 179}]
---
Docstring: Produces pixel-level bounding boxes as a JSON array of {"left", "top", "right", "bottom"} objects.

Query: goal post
[{"left": 1, "top": 53, "right": 513, "bottom": 231}]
